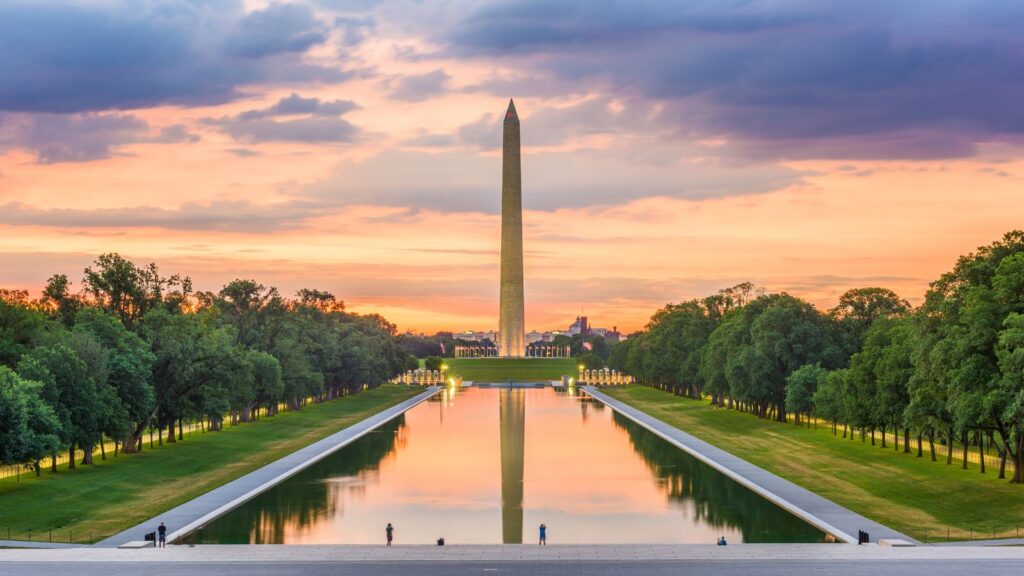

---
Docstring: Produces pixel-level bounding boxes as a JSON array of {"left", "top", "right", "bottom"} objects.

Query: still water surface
[{"left": 185, "top": 387, "right": 827, "bottom": 544}]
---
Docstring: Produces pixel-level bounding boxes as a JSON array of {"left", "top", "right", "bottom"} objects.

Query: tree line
[
  {"left": 608, "top": 231, "right": 1024, "bottom": 483},
  {"left": 0, "top": 253, "right": 409, "bottom": 476}
]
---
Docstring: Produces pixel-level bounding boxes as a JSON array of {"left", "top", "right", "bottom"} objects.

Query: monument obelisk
[{"left": 498, "top": 99, "right": 525, "bottom": 357}]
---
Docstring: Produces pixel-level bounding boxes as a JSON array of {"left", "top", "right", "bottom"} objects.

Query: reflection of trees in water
[
  {"left": 187, "top": 415, "right": 406, "bottom": 544},
  {"left": 611, "top": 412, "right": 825, "bottom": 543}
]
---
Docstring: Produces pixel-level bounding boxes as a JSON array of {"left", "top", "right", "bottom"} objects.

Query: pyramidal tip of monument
[{"left": 506, "top": 98, "right": 517, "bottom": 117}]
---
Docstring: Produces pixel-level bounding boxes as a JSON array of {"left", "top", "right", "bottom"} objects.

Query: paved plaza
[{"left": 2, "top": 543, "right": 1023, "bottom": 576}]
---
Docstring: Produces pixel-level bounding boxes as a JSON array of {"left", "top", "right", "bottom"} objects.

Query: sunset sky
[{"left": 1, "top": 0, "right": 1022, "bottom": 333}]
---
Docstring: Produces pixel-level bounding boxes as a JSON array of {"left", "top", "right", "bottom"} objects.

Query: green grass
[
  {"left": 0, "top": 385, "right": 420, "bottom": 544},
  {"left": 445, "top": 357, "right": 577, "bottom": 381},
  {"left": 603, "top": 385, "right": 1024, "bottom": 543}
]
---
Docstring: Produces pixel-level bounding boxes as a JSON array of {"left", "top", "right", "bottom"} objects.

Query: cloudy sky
[{"left": 1, "top": 0, "right": 1022, "bottom": 333}]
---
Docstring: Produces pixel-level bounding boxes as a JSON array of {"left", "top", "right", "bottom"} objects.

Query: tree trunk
[
  {"left": 68, "top": 446, "right": 76, "bottom": 469},
  {"left": 916, "top": 432, "right": 923, "bottom": 458},
  {"left": 81, "top": 445, "right": 93, "bottom": 465},
  {"left": 124, "top": 405, "right": 160, "bottom": 454},
  {"left": 997, "top": 440, "right": 1007, "bottom": 480},
  {"left": 51, "top": 449, "right": 58, "bottom": 473},
  {"left": 978, "top": 430, "right": 985, "bottom": 474},
  {"left": 100, "top": 440, "right": 106, "bottom": 461},
  {"left": 179, "top": 418, "right": 184, "bottom": 440},
  {"left": 871, "top": 428, "right": 875, "bottom": 446},
  {"left": 961, "top": 429, "right": 969, "bottom": 470},
  {"left": 1013, "top": 432, "right": 1023, "bottom": 484},
  {"left": 946, "top": 429, "right": 954, "bottom": 465},
  {"left": 929, "top": 429, "right": 936, "bottom": 461},
  {"left": 166, "top": 420, "right": 176, "bottom": 443},
  {"left": 880, "top": 426, "right": 885, "bottom": 448},
  {"left": 904, "top": 427, "right": 911, "bottom": 454}
]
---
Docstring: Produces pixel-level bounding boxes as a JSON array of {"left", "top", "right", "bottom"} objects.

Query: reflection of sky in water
[{"left": 186, "top": 387, "right": 826, "bottom": 544}]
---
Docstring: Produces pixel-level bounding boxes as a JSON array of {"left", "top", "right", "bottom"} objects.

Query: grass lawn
[
  {"left": 445, "top": 357, "right": 577, "bottom": 381},
  {"left": 603, "top": 385, "right": 1024, "bottom": 543},
  {"left": 0, "top": 385, "right": 421, "bottom": 544}
]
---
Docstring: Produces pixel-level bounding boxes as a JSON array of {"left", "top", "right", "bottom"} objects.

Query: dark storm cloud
[
  {"left": 225, "top": 2, "right": 328, "bottom": 58},
  {"left": 0, "top": 113, "right": 198, "bottom": 164},
  {"left": 0, "top": 1, "right": 343, "bottom": 113},
  {"left": 205, "top": 93, "right": 360, "bottom": 144},
  {"left": 441, "top": 0, "right": 1024, "bottom": 159}
]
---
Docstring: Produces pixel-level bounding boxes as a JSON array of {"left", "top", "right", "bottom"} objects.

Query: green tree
[
  {"left": 830, "top": 287, "right": 911, "bottom": 360},
  {"left": 785, "top": 364, "right": 825, "bottom": 425},
  {"left": 73, "top": 308, "right": 155, "bottom": 453},
  {"left": 41, "top": 274, "right": 83, "bottom": 327},
  {"left": 813, "top": 368, "right": 848, "bottom": 435},
  {"left": 0, "top": 367, "right": 61, "bottom": 475},
  {"left": 915, "top": 231, "right": 1024, "bottom": 480},
  {"left": 995, "top": 313, "right": 1024, "bottom": 482},
  {"left": 0, "top": 296, "right": 46, "bottom": 369},
  {"left": 18, "top": 341, "right": 104, "bottom": 469}
]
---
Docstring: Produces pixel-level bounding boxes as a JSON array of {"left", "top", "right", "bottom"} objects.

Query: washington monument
[{"left": 499, "top": 99, "right": 525, "bottom": 357}]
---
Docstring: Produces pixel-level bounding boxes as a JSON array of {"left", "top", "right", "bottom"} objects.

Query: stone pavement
[
  {"left": 1, "top": 543, "right": 1023, "bottom": 562},
  {"left": 583, "top": 386, "right": 915, "bottom": 544},
  {"left": 97, "top": 387, "right": 441, "bottom": 548}
]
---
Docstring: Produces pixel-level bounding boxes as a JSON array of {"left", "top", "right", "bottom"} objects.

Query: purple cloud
[
  {"left": 440, "top": 0, "right": 1024, "bottom": 159},
  {"left": 0, "top": 1, "right": 345, "bottom": 113}
]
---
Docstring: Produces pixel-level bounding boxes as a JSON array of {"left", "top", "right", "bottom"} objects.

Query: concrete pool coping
[
  {"left": 96, "top": 387, "right": 442, "bottom": 548},
  {"left": 582, "top": 386, "right": 916, "bottom": 545}
]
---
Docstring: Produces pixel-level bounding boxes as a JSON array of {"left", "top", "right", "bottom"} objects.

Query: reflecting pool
[{"left": 184, "top": 387, "right": 828, "bottom": 544}]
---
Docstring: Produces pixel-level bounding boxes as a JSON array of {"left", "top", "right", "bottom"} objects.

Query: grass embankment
[
  {"left": 0, "top": 385, "right": 421, "bottom": 544},
  {"left": 446, "top": 357, "right": 577, "bottom": 381},
  {"left": 603, "top": 385, "right": 1024, "bottom": 543}
]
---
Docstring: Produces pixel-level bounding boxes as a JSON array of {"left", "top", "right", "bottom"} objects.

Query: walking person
[
  {"left": 386, "top": 523, "right": 394, "bottom": 546},
  {"left": 157, "top": 522, "right": 167, "bottom": 548},
  {"left": 539, "top": 523, "right": 547, "bottom": 546}
]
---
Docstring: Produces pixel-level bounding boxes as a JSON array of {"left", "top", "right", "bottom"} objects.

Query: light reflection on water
[{"left": 184, "top": 387, "right": 827, "bottom": 544}]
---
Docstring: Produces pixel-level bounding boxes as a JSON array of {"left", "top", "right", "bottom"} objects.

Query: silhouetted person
[
  {"left": 539, "top": 523, "right": 547, "bottom": 545},
  {"left": 717, "top": 536, "right": 728, "bottom": 546},
  {"left": 386, "top": 523, "right": 394, "bottom": 546},
  {"left": 157, "top": 522, "right": 167, "bottom": 548}
]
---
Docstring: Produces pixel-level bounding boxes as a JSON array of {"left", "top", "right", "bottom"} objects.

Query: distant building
[
  {"left": 454, "top": 330, "right": 496, "bottom": 343},
  {"left": 525, "top": 330, "right": 545, "bottom": 344},
  {"left": 568, "top": 316, "right": 590, "bottom": 336}
]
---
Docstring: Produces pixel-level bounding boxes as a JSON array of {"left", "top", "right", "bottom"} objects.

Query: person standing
[
  {"left": 386, "top": 523, "right": 395, "bottom": 546},
  {"left": 539, "top": 523, "right": 547, "bottom": 546},
  {"left": 157, "top": 522, "right": 167, "bottom": 548}
]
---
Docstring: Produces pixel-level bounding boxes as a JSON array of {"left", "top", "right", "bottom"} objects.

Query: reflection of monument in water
[
  {"left": 499, "top": 388, "right": 525, "bottom": 543},
  {"left": 498, "top": 99, "right": 525, "bottom": 357}
]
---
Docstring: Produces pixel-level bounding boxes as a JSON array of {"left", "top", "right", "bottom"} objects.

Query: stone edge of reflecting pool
[
  {"left": 97, "top": 387, "right": 443, "bottom": 548},
  {"left": 582, "top": 386, "right": 916, "bottom": 545}
]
